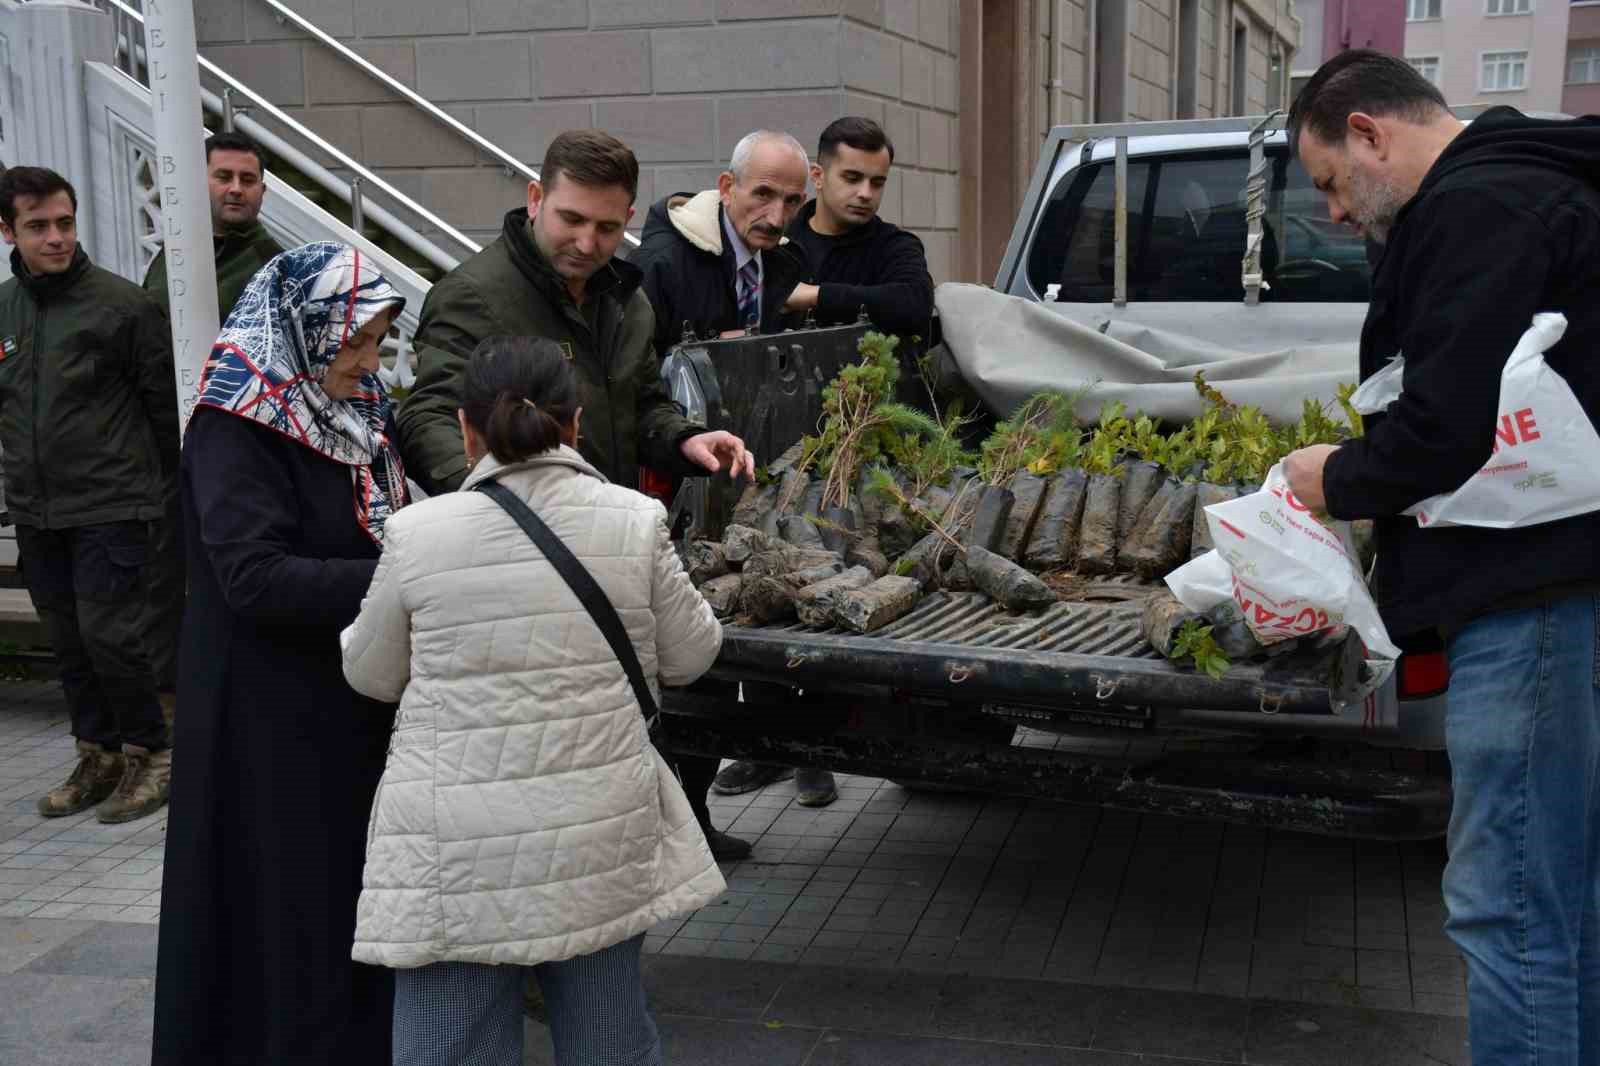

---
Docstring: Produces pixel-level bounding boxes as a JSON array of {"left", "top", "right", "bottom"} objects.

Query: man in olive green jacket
[
  {"left": 141, "top": 132, "right": 283, "bottom": 717},
  {"left": 142, "top": 130, "right": 283, "bottom": 323},
  {"left": 398, "top": 130, "right": 755, "bottom": 864},
  {"left": 0, "top": 167, "right": 175, "bottom": 824}
]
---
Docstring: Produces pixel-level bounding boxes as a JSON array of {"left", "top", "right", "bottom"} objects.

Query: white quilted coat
[{"left": 340, "top": 447, "right": 726, "bottom": 969}]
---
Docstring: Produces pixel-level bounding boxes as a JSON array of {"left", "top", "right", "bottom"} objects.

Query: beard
[{"left": 1346, "top": 164, "right": 1407, "bottom": 245}]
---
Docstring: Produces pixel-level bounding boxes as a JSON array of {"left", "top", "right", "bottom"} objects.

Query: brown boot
[
  {"left": 37, "top": 740, "right": 125, "bottom": 818},
  {"left": 95, "top": 744, "right": 171, "bottom": 824}
]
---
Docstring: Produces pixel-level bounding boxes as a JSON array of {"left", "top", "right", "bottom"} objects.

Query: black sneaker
[
  {"left": 712, "top": 761, "right": 795, "bottom": 795},
  {"left": 794, "top": 769, "right": 838, "bottom": 808},
  {"left": 704, "top": 828, "right": 753, "bottom": 862}
]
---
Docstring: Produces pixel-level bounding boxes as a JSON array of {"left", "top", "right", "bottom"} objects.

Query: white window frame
[
  {"left": 1408, "top": 55, "right": 1443, "bottom": 86},
  {"left": 1407, "top": 0, "right": 1442, "bottom": 21},
  {"left": 1486, "top": 0, "right": 1533, "bottom": 15},
  {"left": 1571, "top": 46, "right": 1600, "bottom": 83},
  {"left": 1479, "top": 49, "right": 1530, "bottom": 92}
]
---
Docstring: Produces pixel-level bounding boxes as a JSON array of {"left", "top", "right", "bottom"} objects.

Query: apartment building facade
[
  {"left": 1290, "top": 0, "right": 1404, "bottom": 98},
  {"left": 192, "top": 0, "right": 1299, "bottom": 284},
  {"left": 1404, "top": 0, "right": 1573, "bottom": 110},
  {"left": 1567, "top": 0, "right": 1600, "bottom": 114}
]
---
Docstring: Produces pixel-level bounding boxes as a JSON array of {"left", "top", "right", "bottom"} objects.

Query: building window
[
  {"left": 1408, "top": 56, "right": 1442, "bottom": 85},
  {"left": 1571, "top": 46, "right": 1600, "bottom": 83},
  {"left": 1487, "top": 0, "right": 1532, "bottom": 14},
  {"left": 1481, "top": 50, "right": 1529, "bottom": 90},
  {"left": 1408, "top": 0, "right": 1442, "bottom": 20}
]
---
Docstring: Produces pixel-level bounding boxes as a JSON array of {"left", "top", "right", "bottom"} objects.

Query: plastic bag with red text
[{"left": 1168, "top": 463, "right": 1400, "bottom": 660}]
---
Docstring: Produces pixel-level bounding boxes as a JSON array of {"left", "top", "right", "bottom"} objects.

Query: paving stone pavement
[{"left": 0, "top": 680, "right": 1471, "bottom": 1064}]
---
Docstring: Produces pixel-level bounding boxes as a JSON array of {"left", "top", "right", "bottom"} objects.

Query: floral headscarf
[{"left": 194, "top": 241, "right": 408, "bottom": 544}]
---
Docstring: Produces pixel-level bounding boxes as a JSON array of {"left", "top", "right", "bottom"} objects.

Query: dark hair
[
  {"left": 461, "top": 336, "right": 579, "bottom": 464},
  {"left": 541, "top": 129, "right": 639, "bottom": 203},
  {"left": 205, "top": 131, "right": 266, "bottom": 172},
  {"left": 0, "top": 167, "right": 77, "bottom": 227},
  {"left": 817, "top": 116, "right": 895, "bottom": 165},
  {"left": 1286, "top": 49, "right": 1449, "bottom": 157}
]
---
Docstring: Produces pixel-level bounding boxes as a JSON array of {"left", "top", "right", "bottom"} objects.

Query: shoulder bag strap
[{"left": 472, "top": 479, "right": 659, "bottom": 731}]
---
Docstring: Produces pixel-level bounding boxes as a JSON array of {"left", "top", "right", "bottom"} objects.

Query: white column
[
  {"left": 0, "top": 1, "right": 114, "bottom": 242},
  {"left": 142, "top": 0, "right": 217, "bottom": 439}
]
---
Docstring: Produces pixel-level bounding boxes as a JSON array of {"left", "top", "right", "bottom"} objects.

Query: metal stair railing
[
  {"left": 96, "top": 0, "right": 480, "bottom": 272},
  {"left": 248, "top": 0, "right": 641, "bottom": 249},
  {"left": 94, "top": 0, "right": 640, "bottom": 253}
]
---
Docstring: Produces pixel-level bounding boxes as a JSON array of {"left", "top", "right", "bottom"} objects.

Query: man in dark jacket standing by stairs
[
  {"left": 0, "top": 167, "right": 176, "bottom": 824},
  {"left": 142, "top": 131, "right": 283, "bottom": 322},
  {"left": 397, "top": 129, "right": 756, "bottom": 863},
  {"left": 1281, "top": 51, "right": 1600, "bottom": 1066},
  {"left": 141, "top": 130, "right": 284, "bottom": 733}
]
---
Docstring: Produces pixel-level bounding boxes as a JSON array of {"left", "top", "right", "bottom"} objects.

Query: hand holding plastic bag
[
  {"left": 1167, "top": 463, "right": 1400, "bottom": 660},
  {"left": 1349, "top": 313, "right": 1598, "bottom": 529}
]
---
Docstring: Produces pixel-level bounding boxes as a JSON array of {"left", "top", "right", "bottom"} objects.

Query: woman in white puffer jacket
[{"left": 340, "top": 336, "right": 725, "bottom": 1066}]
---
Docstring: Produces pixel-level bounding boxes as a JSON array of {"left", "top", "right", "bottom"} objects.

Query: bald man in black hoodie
[{"left": 1281, "top": 51, "right": 1600, "bottom": 1066}]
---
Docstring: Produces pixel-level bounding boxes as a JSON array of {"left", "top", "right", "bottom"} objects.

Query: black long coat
[{"left": 152, "top": 408, "right": 395, "bottom": 1066}]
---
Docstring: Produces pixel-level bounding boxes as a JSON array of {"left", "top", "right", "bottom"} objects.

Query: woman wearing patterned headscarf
[{"left": 152, "top": 243, "right": 407, "bottom": 1066}]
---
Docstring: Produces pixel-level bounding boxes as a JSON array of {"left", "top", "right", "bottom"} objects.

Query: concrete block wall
[
  {"left": 837, "top": 0, "right": 961, "bottom": 281},
  {"left": 1197, "top": 0, "right": 1220, "bottom": 117},
  {"left": 1127, "top": 0, "right": 1176, "bottom": 120},
  {"left": 1033, "top": 0, "right": 1091, "bottom": 141},
  {"left": 192, "top": 0, "right": 960, "bottom": 280}
]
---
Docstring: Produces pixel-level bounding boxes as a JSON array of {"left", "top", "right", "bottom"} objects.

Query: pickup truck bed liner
[{"left": 710, "top": 586, "right": 1344, "bottom": 719}]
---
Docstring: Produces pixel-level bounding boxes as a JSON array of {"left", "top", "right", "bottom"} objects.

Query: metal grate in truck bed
[
  {"left": 714, "top": 575, "right": 1345, "bottom": 717},
  {"left": 738, "top": 588, "right": 1163, "bottom": 661}
]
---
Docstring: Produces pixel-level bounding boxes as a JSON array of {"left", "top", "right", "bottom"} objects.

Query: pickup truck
[{"left": 655, "top": 114, "right": 1455, "bottom": 842}]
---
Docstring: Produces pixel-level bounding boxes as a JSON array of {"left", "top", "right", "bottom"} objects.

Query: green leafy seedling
[{"left": 1170, "top": 620, "right": 1231, "bottom": 679}]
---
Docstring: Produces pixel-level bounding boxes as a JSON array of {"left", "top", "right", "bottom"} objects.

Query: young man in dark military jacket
[
  {"left": 0, "top": 167, "right": 176, "bottom": 823},
  {"left": 397, "top": 129, "right": 756, "bottom": 864}
]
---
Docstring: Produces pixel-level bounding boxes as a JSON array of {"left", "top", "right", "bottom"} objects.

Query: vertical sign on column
[{"left": 143, "top": 0, "right": 219, "bottom": 441}]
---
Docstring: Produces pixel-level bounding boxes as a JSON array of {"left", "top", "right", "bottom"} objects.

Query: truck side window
[{"left": 1027, "top": 148, "right": 1372, "bottom": 303}]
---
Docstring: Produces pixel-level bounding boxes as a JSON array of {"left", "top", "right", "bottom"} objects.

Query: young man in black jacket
[
  {"left": 1282, "top": 51, "right": 1600, "bottom": 1065},
  {"left": 0, "top": 167, "right": 176, "bottom": 824},
  {"left": 714, "top": 118, "right": 937, "bottom": 808},
  {"left": 783, "top": 117, "right": 934, "bottom": 339}
]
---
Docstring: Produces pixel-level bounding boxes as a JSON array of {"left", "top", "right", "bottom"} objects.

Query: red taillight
[
  {"left": 1398, "top": 651, "right": 1450, "bottom": 700},
  {"left": 637, "top": 466, "right": 674, "bottom": 505}
]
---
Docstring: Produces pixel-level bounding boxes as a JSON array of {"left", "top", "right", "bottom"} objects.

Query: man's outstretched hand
[{"left": 681, "top": 430, "right": 756, "bottom": 481}]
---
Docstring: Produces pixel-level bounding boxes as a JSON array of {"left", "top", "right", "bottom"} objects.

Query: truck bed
[{"left": 708, "top": 582, "right": 1349, "bottom": 720}]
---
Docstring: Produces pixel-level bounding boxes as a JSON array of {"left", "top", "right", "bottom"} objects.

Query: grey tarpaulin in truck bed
[{"left": 935, "top": 282, "right": 1369, "bottom": 423}]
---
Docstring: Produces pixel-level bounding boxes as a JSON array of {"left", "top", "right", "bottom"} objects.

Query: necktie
[{"left": 737, "top": 258, "right": 760, "bottom": 329}]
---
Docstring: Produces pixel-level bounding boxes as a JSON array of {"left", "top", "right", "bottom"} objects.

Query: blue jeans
[
  {"left": 392, "top": 934, "right": 659, "bottom": 1066},
  {"left": 1443, "top": 593, "right": 1600, "bottom": 1066}
]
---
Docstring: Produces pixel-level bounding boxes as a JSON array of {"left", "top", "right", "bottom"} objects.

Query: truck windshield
[{"left": 1027, "top": 147, "right": 1373, "bottom": 303}]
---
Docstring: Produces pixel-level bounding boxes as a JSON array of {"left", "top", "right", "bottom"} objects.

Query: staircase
[{"left": 241, "top": 132, "right": 448, "bottom": 286}]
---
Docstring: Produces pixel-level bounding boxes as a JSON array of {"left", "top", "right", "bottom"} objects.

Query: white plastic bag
[
  {"left": 1166, "top": 547, "right": 1396, "bottom": 709},
  {"left": 1347, "top": 356, "right": 1404, "bottom": 415},
  {"left": 1170, "top": 463, "right": 1400, "bottom": 659},
  {"left": 1398, "top": 313, "right": 1600, "bottom": 529},
  {"left": 1163, "top": 549, "right": 1235, "bottom": 616}
]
